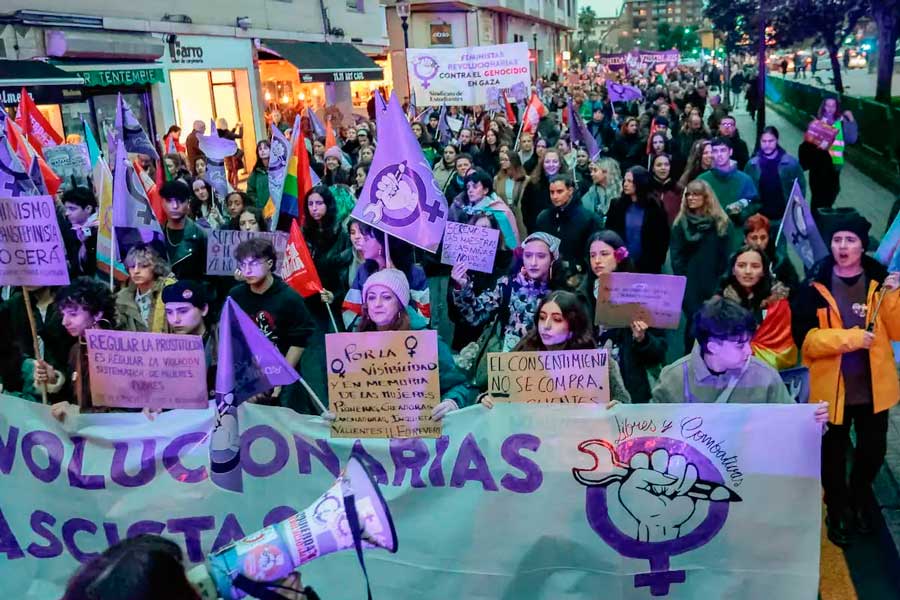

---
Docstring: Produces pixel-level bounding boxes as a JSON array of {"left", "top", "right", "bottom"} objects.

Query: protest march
[{"left": 1, "top": 22, "right": 900, "bottom": 600}]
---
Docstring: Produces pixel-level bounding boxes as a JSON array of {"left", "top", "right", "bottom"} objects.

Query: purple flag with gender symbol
[
  {"left": 115, "top": 93, "right": 159, "bottom": 160},
  {"left": 112, "top": 136, "right": 163, "bottom": 259},
  {"left": 567, "top": 99, "right": 600, "bottom": 160},
  {"left": 780, "top": 179, "right": 828, "bottom": 271},
  {"left": 606, "top": 80, "right": 643, "bottom": 103},
  {"left": 351, "top": 91, "right": 448, "bottom": 253}
]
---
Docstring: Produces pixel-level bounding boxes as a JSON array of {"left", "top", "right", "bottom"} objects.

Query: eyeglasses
[{"left": 238, "top": 259, "right": 266, "bottom": 271}]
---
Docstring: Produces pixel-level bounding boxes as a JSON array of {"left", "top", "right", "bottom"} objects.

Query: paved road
[
  {"left": 733, "top": 104, "right": 900, "bottom": 600},
  {"left": 774, "top": 64, "right": 900, "bottom": 99}
]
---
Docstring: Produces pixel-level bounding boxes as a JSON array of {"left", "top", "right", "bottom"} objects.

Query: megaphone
[{"left": 189, "top": 454, "right": 397, "bottom": 599}]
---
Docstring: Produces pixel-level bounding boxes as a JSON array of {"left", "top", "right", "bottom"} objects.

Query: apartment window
[{"left": 346, "top": 0, "right": 364, "bottom": 11}]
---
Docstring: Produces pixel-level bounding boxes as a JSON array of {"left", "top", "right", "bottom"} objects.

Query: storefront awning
[
  {"left": 259, "top": 40, "right": 383, "bottom": 83},
  {"left": 0, "top": 60, "right": 84, "bottom": 106}
]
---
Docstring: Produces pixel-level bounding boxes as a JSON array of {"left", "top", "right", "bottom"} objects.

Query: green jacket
[
  {"left": 410, "top": 311, "right": 478, "bottom": 408},
  {"left": 246, "top": 166, "right": 270, "bottom": 210}
]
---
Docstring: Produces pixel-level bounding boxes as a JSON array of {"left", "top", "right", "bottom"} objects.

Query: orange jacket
[{"left": 798, "top": 278, "right": 900, "bottom": 424}]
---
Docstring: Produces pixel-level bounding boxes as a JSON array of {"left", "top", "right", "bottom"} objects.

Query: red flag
[
  {"left": 133, "top": 159, "right": 167, "bottom": 225},
  {"left": 521, "top": 92, "right": 547, "bottom": 135},
  {"left": 5, "top": 115, "right": 61, "bottom": 196},
  {"left": 502, "top": 92, "right": 517, "bottom": 125},
  {"left": 645, "top": 118, "right": 660, "bottom": 155},
  {"left": 325, "top": 118, "right": 338, "bottom": 150},
  {"left": 16, "top": 87, "right": 63, "bottom": 158},
  {"left": 282, "top": 220, "right": 323, "bottom": 298}
]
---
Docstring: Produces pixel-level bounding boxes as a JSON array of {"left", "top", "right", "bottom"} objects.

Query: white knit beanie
[{"left": 362, "top": 268, "right": 410, "bottom": 307}]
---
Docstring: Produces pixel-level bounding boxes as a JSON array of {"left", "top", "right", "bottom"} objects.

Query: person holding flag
[
  {"left": 227, "top": 237, "right": 318, "bottom": 413},
  {"left": 792, "top": 210, "right": 900, "bottom": 547}
]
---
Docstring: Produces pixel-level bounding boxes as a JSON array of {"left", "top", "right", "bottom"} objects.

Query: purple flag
[
  {"left": 374, "top": 90, "right": 388, "bottom": 113},
  {"left": 210, "top": 297, "right": 301, "bottom": 492},
  {"left": 267, "top": 124, "right": 289, "bottom": 230},
  {"left": 307, "top": 107, "right": 326, "bottom": 138},
  {"left": 352, "top": 91, "right": 448, "bottom": 253},
  {"left": 0, "top": 111, "right": 39, "bottom": 197},
  {"left": 780, "top": 179, "right": 828, "bottom": 271},
  {"left": 198, "top": 120, "right": 237, "bottom": 200},
  {"left": 606, "top": 80, "right": 643, "bottom": 103},
  {"left": 112, "top": 136, "right": 163, "bottom": 259},
  {"left": 27, "top": 156, "right": 48, "bottom": 195},
  {"left": 436, "top": 105, "right": 450, "bottom": 145},
  {"left": 115, "top": 93, "right": 158, "bottom": 160},
  {"left": 567, "top": 99, "right": 600, "bottom": 160}
]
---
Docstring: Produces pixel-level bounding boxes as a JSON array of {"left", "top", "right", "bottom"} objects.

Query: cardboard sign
[
  {"left": 206, "top": 230, "right": 288, "bottom": 276},
  {"left": 326, "top": 330, "right": 441, "bottom": 438},
  {"left": 43, "top": 144, "right": 92, "bottom": 188},
  {"left": 487, "top": 349, "right": 610, "bottom": 404},
  {"left": 86, "top": 330, "right": 208, "bottom": 409},
  {"left": 803, "top": 119, "right": 837, "bottom": 147},
  {"left": 595, "top": 272, "right": 686, "bottom": 330},
  {"left": 0, "top": 195, "right": 70, "bottom": 287},
  {"left": 440, "top": 221, "right": 500, "bottom": 273}
]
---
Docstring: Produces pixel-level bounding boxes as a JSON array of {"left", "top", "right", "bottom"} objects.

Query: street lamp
[
  {"left": 396, "top": 1, "right": 410, "bottom": 49},
  {"left": 531, "top": 23, "right": 538, "bottom": 80}
]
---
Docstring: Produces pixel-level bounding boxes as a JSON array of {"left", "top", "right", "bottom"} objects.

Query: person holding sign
[
  {"left": 357, "top": 268, "right": 476, "bottom": 421},
  {"left": 791, "top": 212, "right": 900, "bottom": 546},
  {"left": 33, "top": 277, "right": 117, "bottom": 420},
  {"left": 578, "top": 230, "right": 667, "bottom": 403},
  {"left": 480, "top": 291, "right": 630, "bottom": 407},
  {"left": 452, "top": 232, "right": 561, "bottom": 357},
  {"left": 115, "top": 244, "right": 176, "bottom": 333},
  {"left": 605, "top": 166, "right": 670, "bottom": 275},
  {"left": 798, "top": 97, "right": 857, "bottom": 214},
  {"left": 163, "top": 280, "right": 216, "bottom": 394},
  {"left": 717, "top": 245, "right": 797, "bottom": 371},
  {"left": 228, "top": 238, "right": 317, "bottom": 412}
]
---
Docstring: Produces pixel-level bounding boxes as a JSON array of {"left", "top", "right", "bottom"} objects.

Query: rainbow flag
[{"left": 751, "top": 298, "right": 798, "bottom": 371}]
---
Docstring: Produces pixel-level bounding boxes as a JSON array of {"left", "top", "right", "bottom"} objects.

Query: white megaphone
[{"left": 188, "top": 454, "right": 397, "bottom": 599}]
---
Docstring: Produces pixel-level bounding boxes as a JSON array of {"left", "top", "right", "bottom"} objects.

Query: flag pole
[
  {"left": 773, "top": 179, "right": 796, "bottom": 249},
  {"left": 383, "top": 230, "right": 393, "bottom": 268},
  {"left": 325, "top": 303, "right": 339, "bottom": 334},
  {"left": 22, "top": 289, "right": 48, "bottom": 404}
]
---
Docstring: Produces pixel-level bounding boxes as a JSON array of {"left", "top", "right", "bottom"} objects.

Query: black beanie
[
  {"left": 161, "top": 280, "right": 208, "bottom": 308},
  {"left": 821, "top": 207, "right": 871, "bottom": 250}
]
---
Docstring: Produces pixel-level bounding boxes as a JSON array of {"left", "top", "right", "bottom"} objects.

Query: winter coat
[
  {"left": 744, "top": 149, "right": 806, "bottom": 219},
  {"left": 791, "top": 256, "right": 900, "bottom": 425},
  {"left": 5, "top": 292, "right": 73, "bottom": 373},
  {"left": 164, "top": 218, "right": 208, "bottom": 281},
  {"left": 433, "top": 161, "right": 456, "bottom": 193},
  {"left": 580, "top": 184, "right": 617, "bottom": 226},
  {"left": 670, "top": 216, "right": 732, "bottom": 316},
  {"left": 520, "top": 174, "right": 552, "bottom": 234},
  {"left": 610, "top": 133, "right": 645, "bottom": 172},
  {"left": 493, "top": 173, "right": 529, "bottom": 238},
  {"left": 605, "top": 196, "right": 671, "bottom": 274},
  {"left": 649, "top": 177, "right": 684, "bottom": 227},
  {"left": 342, "top": 262, "right": 430, "bottom": 330},
  {"left": 407, "top": 311, "right": 478, "bottom": 408},
  {"left": 115, "top": 275, "right": 177, "bottom": 333},
  {"left": 534, "top": 199, "right": 602, "bottom": 275},
  {"left": 304, "top": 225, "right": 353, "bottom": 330},
  {"left": 246, "top": 166, "right": 270, "bottom": 210}
]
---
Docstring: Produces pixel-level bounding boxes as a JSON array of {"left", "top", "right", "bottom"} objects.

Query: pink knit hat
[
  {"left": 324, "top": 146, "right": 343, "bottom": 160},
  {"left": 362, "top": 268, "right": 410, "bottom": 307}
]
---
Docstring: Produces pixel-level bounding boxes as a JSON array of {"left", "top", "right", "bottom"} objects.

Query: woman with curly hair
[
  {"left": 718, "top": 245, "right": 797, "bottom": 370},
  {"left": 33, "top": 277, "right": 117, "bottom": 418},
  {"left": 670, "top": 179, "right": 733, "bottom": 351}
]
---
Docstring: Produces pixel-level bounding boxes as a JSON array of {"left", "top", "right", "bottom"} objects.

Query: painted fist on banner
[
  {"left": 616, "top": 448, "right": 699, "bottom": 543},
  {"left": 366, "top": 164, "right": 418, "bottom": 223}
]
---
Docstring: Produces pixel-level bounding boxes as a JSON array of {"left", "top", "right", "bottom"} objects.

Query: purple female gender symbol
[
  {"left": 413, "top": 56, "right": 439, "bottom": 89},
  {"left": 581, "top": 437, "right": 730, "bottom": 596}
]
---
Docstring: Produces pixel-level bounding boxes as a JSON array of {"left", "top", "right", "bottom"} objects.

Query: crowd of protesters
[{"left": 2, "top": 57, "right": 898, "bottom": 570}]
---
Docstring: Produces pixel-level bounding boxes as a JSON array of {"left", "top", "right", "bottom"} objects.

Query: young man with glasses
[{"left": 228, "top": 238, "right": 317, "bottom": 411}]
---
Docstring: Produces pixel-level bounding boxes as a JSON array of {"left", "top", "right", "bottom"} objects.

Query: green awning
[
  {"left": 73, "top": 67, "right": 165, "bottom": 87},
  {"left": 259, "top": 40, "right": 383, "bottom": 83},
  {"left": 0, "top": 60, "right": 84, "bottom": 87}
]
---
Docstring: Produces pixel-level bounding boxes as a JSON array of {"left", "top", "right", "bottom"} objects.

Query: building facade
[
  {"left": 385, "top": 0, "right": 577, "bottom": 103},
  {"left": 616, "top": 0, "right": 702, "bottom": 50},
  {"left": 0, "top": 1, "right": 391, "bottom": 163}
]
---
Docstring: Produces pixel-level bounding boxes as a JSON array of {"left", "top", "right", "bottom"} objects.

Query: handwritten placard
[
  {"left": 326, "top": 330, "right": 441, "bottom": 438},
  {"left": 440, "top": 221, "right": 500, "bottom": 273},
  {"left": 595, "top": 272, "right": 686, "bottom": 330},
  {"left": 206, "top": 230, "right": 288, "bottom": 276},
  {"left": 0, "top": 195, "right": 70, "bottom": 287},
  {"left": 44, "top": 144, "right": 91, "bottom": 188},
  {"left": 86, "top": 330, "right": 208, "bottom": 409},
  {"left": 487, "top": 349, "right": 610, "bottom": 404}
]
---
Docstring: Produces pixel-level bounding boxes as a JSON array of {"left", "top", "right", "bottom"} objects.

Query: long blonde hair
[{"left": 674, "top": 179, "right": 729, "bottom": 236}]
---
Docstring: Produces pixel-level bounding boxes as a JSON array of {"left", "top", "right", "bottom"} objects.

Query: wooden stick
[{"left": 22, "top": 289, "right": 48, "bottom": 404}]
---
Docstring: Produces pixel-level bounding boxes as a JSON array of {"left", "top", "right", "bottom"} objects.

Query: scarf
[{"left": 680, "top": 212, "right": 715, "bottom": 242}]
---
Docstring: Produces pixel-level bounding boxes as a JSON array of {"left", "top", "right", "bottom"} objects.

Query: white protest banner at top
[
  {"left": 0, "top": 195, "right": 70, "bottom": 287},
  {"left": 406, "top": 42, "right": 531, "bottom": 108}
]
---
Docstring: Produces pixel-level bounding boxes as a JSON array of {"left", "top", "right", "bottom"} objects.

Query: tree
[
  {"left": 657, "top": 23, "right": 701, "bottom": 52},
  {"left": 871, "top": 0, "right": 900, "bottom": 104},
  {"left": 577, "top": 6, "right": 598, "bottom": 63},
  {"left": 776, "top": 0, "right": 868, "bottom": 93}
]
